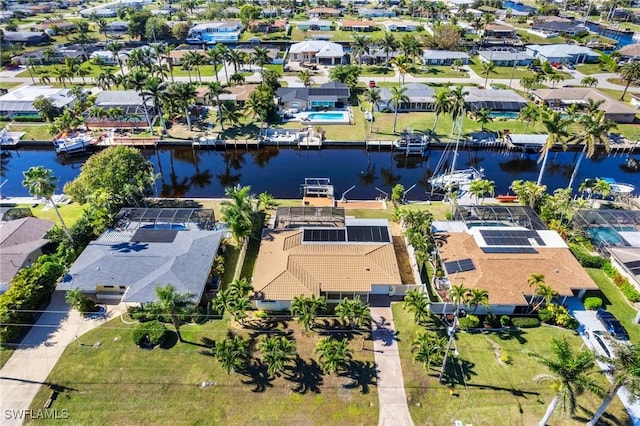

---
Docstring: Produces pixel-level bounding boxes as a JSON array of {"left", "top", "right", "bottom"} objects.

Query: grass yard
[
  {"left": 468, "top": 60, "right": 538, "bottom": 81},
  {"left": 515, "top": 30, "right": 565, "bottom": 45},
  {"left": 15, "top": 63, "right": 114, "bottom": 79},
  {"left": 358, "top": 65, "right": 395, "bottom": 77},
  {"left": 0, "top": 347, "right": 14, "bottom": 369},
  {"left": 411, "top": 66, "right": 469, "bottom": 79},
  {"left": 391, "top": 303, "right": 632, "bottom": 426},
  {"left": 576, "top": 63, "right": 613, "bottom": 75},
  {"left": 586, "top": 268, "right": 640, "bottom": 343},
  {"left": 27, "top": 317, "right": 378, "bottom": 425},
  {"left": 0, "top": 122, "right": 54, "bottom": 141},
  {"left": 171, "top": 64, "right": 222, "bottom": 79},
  {"left": 0, "top": 82, "right": 22, "bottom": 90}
]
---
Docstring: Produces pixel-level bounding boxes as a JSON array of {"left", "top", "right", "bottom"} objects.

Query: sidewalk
[
  {"left": 0, "top": 291, "right": 125, "bottom": 426},
  {"left": 371, "top": 305, "right": 414, "bottom": 426}
]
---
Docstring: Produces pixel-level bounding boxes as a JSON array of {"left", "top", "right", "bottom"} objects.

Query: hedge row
[
  {"left": 0, "top": 115, "right": 44, "bottom": 122},
  {"left": 569, "top": 243, "right": 606, "bottom": 268},
  {"left": 132, "top": 320, "right": 167, "bottom": 347},
  {"left": 602, "top": 260, "right": 640, "bottom": 303}
]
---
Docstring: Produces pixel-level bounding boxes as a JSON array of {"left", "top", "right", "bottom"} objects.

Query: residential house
[
  {"left": 186, "top": 21, "right": 243, "bottom": 44},
  {"left": 526, "top": 44, "right": 599, "bottom": 64},
  {"left": 288, "top": 40, "right": 344, "bottom": 64},
  {"left": 296, "top": 19, "right": 333, "bottom": 31},
  {"left": 0, "top": 85, "right": 76, "bottom": 118},
  {"left": 358, "top": 8, "right": 396, "bottom": 18},
  {"left": 431, "top": 211, "right": 599, "bottom": 314},
  {"left": 26, "top": 4, "right": 53, "bottom": 13},
  {"left": 276, "top": 82, "right": 350, "bottom": 112},
  {"left": 86, "top": 91, "right": 154, "bottom": 129},
  {"left": 32, "top": 21, "right": 77, "bottom": 35},
  {"left": 477, "top": 50, "right": 533, "bottom": 66},
  {"left": 14, "top": 45, "right": 84, "bottom": 65},
  {"left": 378, "top": 83, "right": 435, "bottom": 111},
  {"left": 79, "top": 7, "right": 117, "bottom": 18},
  {"left": 339, "top": 20, "right": 378, "bottom": 32},
  {"left": 196, "top": 84, "right": 257, "bottom": 107},
  {"left": 308, "top": 7, "right": 341, "bottom": 18},
  {"left": 105, "top": 21, "right": 129, "bottom": 32},
  {"left": 90, "top": 50, "right": 129, "bottom": 65},
  {"left": 383, "top": 20, "right": 422, "bottom": 32},
  {"left": 618, "top": 43, "right": 640, "bottom": 60},
  {"left": 249, "top": 19, "right": 288, "bottom": 33},
  {"left": 0, "top": 217, "right": 55, "bottom": 289},
  {"left": 360, "top": 47, "right": 399, "bottom": 64},
  {"left": 531, "top": 20, "right": 588, "bottom": 36},
  {"left": 464, "top": 87, "right": 529, "bottom": 112},
  {"left": 422, "top": 50, "right": 470, "bottom": 65},
  {"left": 532, "top": 88, "right": 638, "bottom": 123},
  {"left": 2, "top": 31, "right": 49, "bottom": 46},
  {"left": 57, "top": 208, "right": 223, "bottom": 304},
  {"left": 251, "top": 207, "right": 402, "bottom": 310},
  {"left": 482, "top": 23, "right": 516, "bottom": 39}
]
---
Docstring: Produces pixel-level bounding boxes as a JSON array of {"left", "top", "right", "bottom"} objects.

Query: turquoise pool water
[
  {"left": 489, "top": 112, "right": 519, "bottom": 119},
  {"left": 142, "top": 224, "right": 187, "bottom": 230},
  {"left": 589, "top": 228, "right": 625, "bottom": 246},
  {"left": 307, "top": 112, "right": 347, "bottom": 121}
]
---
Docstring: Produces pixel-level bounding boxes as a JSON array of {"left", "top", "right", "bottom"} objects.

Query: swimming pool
[
  {"left": 588, "top": 228, "right": 626, "bottom": 247},
  {"left": 489, "top": 112, "right": 519, "bottom": 119},
  {"left": 306, "top": 112, "right": 349, "bottom": 123},
  {"left": 142, "top": 223, "right": 187, "bottom": 230}
]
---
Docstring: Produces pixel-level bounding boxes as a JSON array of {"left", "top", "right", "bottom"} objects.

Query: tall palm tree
[
  {"left": 518, "top": 103, "right": 540, "bottom": 134},
  {"left": 379, "top": 32, "right": 398, "bottom": 67},
  {"left": 392, "top": 54, "right": 411, "bottom": 84},
  {"left": 315, "top": 337, "right": 352, "bottom": 375},
  {"left": 527, "top": 273, "right": 545, "bottom": 311},
  {"left": 403, "top": 289, "right": 432, "bottom": 325},
  {"left": 220, "top": 184, "right": 255, "bottom": 244},
  {"left": 567, "top": 111, "right": 616, "bottom": 189},
  {"left": 390, "top": 86, "right": 409, "bottom": 133},
  {"left": 205, "top": 81, "right": 231, "bottom": 130},
  {"left": 154, "top": 284, "right": 195, "bottom": 343},
  {"left": 529, "top": 337, "right": 604, "bottom": 426},
  {"left": 252, "top": 47, "right": 271, "bottom": 73},
  {"left": 297, "top": 69, "right": 313, "bottom": 87},
  {"left": 587, "top": 343, "right": 640, "bottom": 426},
  {"left": 432, "top": 89, "right": 451, "bottom": 132},
  {"left": 481, "top": 61, "right": 497, "bottom": 88},
  {"left": 363, "top": 88, "right": 381, "bottom": 133},
  {"left": 167, "top": 82, "right": 197, "bottom": 131},
  {"left": 290, "top": 294, "right": 326, "bottom": 331},
  {"left": 618, "top": 61, "right": 640, "bottom": 100},
  {"left": 141, "top": 77, "right": 168, "bottom": 132},
  {"left": 22, "top": 166, "right": 73, "bottom": 243},
  {"left": 214, "top": 335, "right": 250, "bottom": 374},
  {"left": 260, "top": 335, "right": 297, "bottom": 377},
  {"left": 448, "top": 85, "right": 468, "bottom": 138},
  {"left": 220, "top": 101, "right": 242, "bottom": 129},
  {"left": 227, "top": 49, "right": 244, "bottom": 74},
  {"left": 590, "top": 178, "right": 612, "bottom": 206},
  {"left": 107, "top": 41, "right": 125, "bottom": 77},
  {"left": 215, "top": 43, "right": 230, "bottom": 83},
  {"left": 350, "top": 34, "right": 371, "bottom": 65},
  {"left": 412, "top": 331, "right": 446, "bottom": 371},
  {"left": 537, "top": 109, "right": 569, "bottom": 185}
]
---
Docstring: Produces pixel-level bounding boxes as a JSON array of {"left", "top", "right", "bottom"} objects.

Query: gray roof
[
  {"left": 464, "top": 88, "right": 528, "bottom": 111},
  {"left": 3, "top": 31, "right": 47, "bottom": 42},
  {"left": 0, "top": 217, "right": 54, "bottom": 285},
  {"left": 478, "top": 50, "right": 533, "bottom": 62},
  {"left": 58, "top": 229, "right": 224, "bottom": 303},
  {"left": 532, "top": 21, "right": 587, "bottom": 33},
  {"left": 379, "top": 83, "right": 435, "bottom": 102},
  {"left": 422, "top": 50, "right": 470, "bottom": 60},
  {"left": 95, "top": 90, "right": 153, "bottom": 108},
  {"left": 289, "top": 40, "right": 344, "bottom": 57},
  {"left": 526, "top": 44, "right": 599, "bottom": 59},
  {"left": 277, "top": 82, "right": 350, "bottom": 103}
]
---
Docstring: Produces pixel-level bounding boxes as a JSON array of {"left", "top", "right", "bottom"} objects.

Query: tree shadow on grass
[
  {"left": 239, "top": 359, "right": 274, "bottom": 393},
  {"left": 340, "top": 360, "right": 378, "bottom": 394},
  {"left": 285, "top": 356, "right": 323, "bottom": 394},
  {"left": 442, "top": 357, "right": 477, "bottom": 386},
  {"left": 574, "top": 404, "right": 628, "bottom": 426},
  {"left": 159, "top": 331, "right": 178, "bottom": 349},
  {"left": 491, "top": 328, "right": 528, "bottom": 344}
]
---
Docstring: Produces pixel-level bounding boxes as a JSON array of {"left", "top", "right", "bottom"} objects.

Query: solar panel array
[
  {"left": 131, "top": 229, "right": 178, "bottom": 243},
  {"left": 444, "top": 258, "right": 476, "bottom": 274},
  {"left": 625, "top": 260, "right": 640, "bottom": 277},
  {"left": 480, "top": 230, "right": 545, "bottom": 246},
  {"left": 303, "top": 228, "right": 346, "bottom": 242},
  {"left": 481, "top": 247, "right": 538, "bottom": 254},
  {"left": 347, "top": 226, "right": 390, "bottom": 243}
]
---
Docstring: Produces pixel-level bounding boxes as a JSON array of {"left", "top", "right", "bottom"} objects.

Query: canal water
[
  {"left": 583, "top": 21, "right": 635, "bottom": 48},
  {"left": 502, "top": 1, "right": 537, "bottom": 14},
  {"left": 0, "top": 147, "right": 638, "bottom": 200}
]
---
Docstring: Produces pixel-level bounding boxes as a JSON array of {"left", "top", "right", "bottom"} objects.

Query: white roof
[
  {"left": 507, "top": 134, "right": 548, "bottom": 146},
  {"left": 0, "top": 85, "right": 75, "bottom": 109},
  {"left": 289, "top": 40, "right": 344, "bottom": 57},
  {"left": 527, "top": 43, "right": 599, "bottom": 58}
]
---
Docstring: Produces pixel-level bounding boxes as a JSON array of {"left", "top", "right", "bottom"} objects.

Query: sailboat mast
[{"left": 451, "top": 111, "right": 464, "bottom": 172}]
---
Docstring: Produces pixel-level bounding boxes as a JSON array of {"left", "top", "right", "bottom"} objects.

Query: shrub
[
  {"left": 538, "top": 308, "right": 553, "bottom": 323},
  {"left": 613, "top": 274, "right": 627, "bottom": 286},
  {"left": 132, "top": 320, "right": 167, "bottom": 347},
  {"left": 485, "top": 313, "right": 500, "bottom": 327},
  {"left": 602, "top": 261, "right": 617, "bottom": 278},
  {"left": 500, "top": 351, "right": 513, "bottom": 365},
  {"left": 511, "top": 317, "right": 540, "bottom": 328},
  {"left": 620, "top": 282, "right": 640, "bottom": 303},
  {"left": 12, "top": 116, "right": 44, "bottom": 123},
  {"left": 458, "top": 314, "right": 480, "bottom": 330},
  {"left": 500, "top": 315, "right": 511, "bottom": 327},
  {"left": 583, "top": 297, "right": 602, "bottom": 310},
  {"left": 569, "top": 244, "right": 605, "bottom": 268},
  {"left": 255, "top": 310, "right": 269, "bottom": 319}
]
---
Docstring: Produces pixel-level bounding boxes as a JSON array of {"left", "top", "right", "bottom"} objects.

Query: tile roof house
[
  {"left": 339, "top": 20, "right": 378, "bottom": 32},
  {"left": 296, "top": 19, "right": 333, "bottom": 31},
  {"left": 0, "top": 85, "right": 76, "bottom": 118},
  {"left": 618, "top": 43, "right": 640, "bottom": 59},
  {"left": 288, "top": 40, "right": 345, "bottom": 65},
  {"left": 422, "top": 50, "right": 470, "bottom": 65},
  {"left": 308, "top": 7, "right": 341, "bottom": 17},
  {"left": 532, "top": 88, "right": 638, "bottom": 123},
  {"left": 276, "top": 82, "right": 350, "bottom": 111},
  {"left": 478, "top": 50, "right": 534, "bottom": 66},
  {"left": 252, "top": 210, "right": 401, "bottom": 310},
  {"left": 482, "top": 23, "right": 516, "bottom": 39},
  {"left": 0, "top": 217, "right": 55, "bottom": 288},
  {"left": 526, "top": 44, "right": 599, "bottom": 64},
  {"left": 378, "top": 83, "right": 435, "bottom": 112}
]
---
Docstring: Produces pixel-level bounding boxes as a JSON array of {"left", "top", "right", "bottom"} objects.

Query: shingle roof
[
  {"left": 0, "top": 217, "right": 54, "bottom": 285},
  {"left": 619, "top": 43, "right": 640, "bottom": 57},
  {"left": 379, "top": 83, "right": 435, "bottom": 102},
  {"left": 478, "top": 50, "right": 533, "bottom": 62},
  {"left": 533, "top": 88, "right": 638, "bottom": 115},
  {"left": 276, "top": 82, "right": 350, "bottom": 103},
  {"left": 289, "top": 41, "right": 343, "bottom": 57},
  {"left": 422, "top": 50, "right": 470, "bottom": 60}
]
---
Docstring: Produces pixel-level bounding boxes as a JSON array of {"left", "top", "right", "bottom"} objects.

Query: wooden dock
[{"left": 98, "top": 137, "right": 159, "bottom": 148}]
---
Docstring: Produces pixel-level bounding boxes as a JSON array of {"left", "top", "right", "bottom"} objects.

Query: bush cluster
[
  {"left": 458, "top": 314, "right": 480, "bottom": 330},
  {"left": 602, "top": 261, "right": 640, "bottom": 303},
  {"left": 538, "top": 304, "right": 579, "bottom": 330},
  {"left": 569, "top": 244, "right": 605, "bottom": 268},
  {"left": 511, "top": 317, "right": 540, "bottom": 328},
  {"left": 583, "top": 297, "right": 602, "bottom": 310},
  {"left": 500, "top": 315, "right": 512, "bottom": 327},
  {"left": 132, "top": 320, "right": 167, "bottom": 347}
]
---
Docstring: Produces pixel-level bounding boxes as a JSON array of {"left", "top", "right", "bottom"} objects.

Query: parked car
[
  {"left": 596, "top": 309, "right": 629, "bottom": 341},
  {"left": 368, "top": 80, "right": 376, "bottom": 88}
]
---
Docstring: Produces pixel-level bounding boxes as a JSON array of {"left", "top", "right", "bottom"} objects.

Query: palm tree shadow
[
  {"left": 239, "top": 359, "right": 274, "bottom": 393},
  {"left": 443, "top": 357, "right": 477, "bottom": 385},
  {"left": 285, "top": 356, "right": 323, "bottom": 394},
  {"left": 340, "top": 360, "right": 378, "bottom": 394},
  {"left": 574, "top": 405, "right": 627, "bottom": 426},
  {"left": 493, "top": 328, "right": 528, "bottom": 344}
]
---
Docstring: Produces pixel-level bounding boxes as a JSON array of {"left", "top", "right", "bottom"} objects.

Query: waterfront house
[
  {"left": 0, "top": 217, "right": 55, "bottom": 289},
  {"left": 482, "top": 23, "right": 516, "bottom": 39},
  {"left": 358, "top": 8, "right": 396, "bottom": 18},
  {"left": 86, "top": 90, "right": 154, "bottom": 129},
  {"left": 378, "top": 83, "right": 435, "bottom": 112},
  {"left": 90, "top": 50, "right": 129, "bottom": 65},
  {"left": 422, "top": 50, "right": 470, "bottom": 65},
  {"left": 532, "top": 88, "right": 637, "bottom": 123},
  {"left": 464, "top": 88, "right": 528, "bottom": 112},
  {"left": 526, "top": 44, "right": 599, "bottom": 64},
  {"left": 79, "top": 8, "right": 117, "bottom": 18},
  {"left": 196, "top": 84, "right": 257, "bottom": 107},
  {"left": 0, "top": 85, "right": 76, "bottom": 119},
  {"left": 276, "top": 81, "right": 350, "bottom": 112},
  {"left": 339, "top": 20, "right": 378, "bottom": 32},
  {"left": 249, "top": 19, "right": 288, "bottom": 33},
  {"left": 296, "top": 19, "right": 333, "bottom": 31},
  {"left": 288, "top": 40, "right": 344, "bottom": 65},
  {"left": 57, "top": 208, "right": 223, "bottom": 304},
  {"left": 308, "top": 7, "right": 341, "bottom": 18},
  {"left": 618, "top": 43, "right": 640, "bottom": 60},
  {"left": 531, "top": 21, "right": 588, "bottom": 37},
  {"left": 251, "top": 207, "right": 402, "bottom": 310},
  {"left": 32, "top": 21, "right": 77, "bottom": 35},
  {"left": 477, "top": 50, "right": 533, "bottom": 66},
  {"left": 360, "top": 48, "right": 400, "bottom": 64},
  {"left": 186, "top": 21, "right": 243, "bottom": 44},
  {"left": 383, "top": 20, "right": 422, "bottom": 32},
  {"left": 2, "top": 31, "right": 49, "bottom": 46}
]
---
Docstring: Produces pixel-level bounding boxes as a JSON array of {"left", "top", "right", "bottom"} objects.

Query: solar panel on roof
[
  {"left": 480, "top": 229, "right": 545, "bottom": 246},
  {"left": 444, "top": 258, "right": 475, "bottom": 274},
  {"left": 131, "top": 229, "right": 178, "bottom": 243},
  {"left": 625, "top": 260, "right": 640, "bottom": 275},
  {"left": 347, "top": 226, "right": 390, "bottom": 243},
  {"left": 303, "top": 228, "right": 346, "bottom": 242},
  {"left": 481, "top": 247, "right": 538, "bottom": 254}
]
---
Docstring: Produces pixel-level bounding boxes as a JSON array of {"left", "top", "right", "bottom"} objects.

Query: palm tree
[
  {"left": 227, "top": 49, "right": 244, "bottom": 74},
  {"left": 252, "top": 47, "right": 271, "bottom": 73},
  {"left": 260, "top": 335, "right": 297, "bottom": 377},
  {"left": 363, "top": 88, "right": 381, "bottom": 133},
  {"left": 529, "top": 337, "right": 604, "bottom": 426},
  {"left": 590, "top": 178, "right": 612, "bottom": 206},
  {"left": 518, "top": 103, "right": 540, "bottom": 134},
  {"left": 534, "top": 283, "right": 558, "bottom": 311},
  {"left": 379, "top": 32, "right": 398, "bottom": 67},
  {"left": 335, "top": 296, "right": 371, "bottom": 329},
  {"left": 315, "top": 337, "right": 352, "bottom": 375},
  {"left": 205, "top": 81, "right": 231, "bottom": 130},
  {"left": 290, "top": 294, "right": 326, "bottom": 331},
  {"left": 214, "top": 335, "right": 250, "bottom": 374},
  {"left": 22, "top": 167, "right": 73, "bottom": 243},
  {"left": 392, "top": 54, "right": 411, "bottom": 84},
  {"left": 412, "top": 331, "right": 446, "bottom": 371},
  {"left": 581, "top": 76, "right": 598, "bottom": 87},
  {"left": 220, "top": 101, "right": 242, "bottom": 129},
  {"left": 107, "top": 41, "right": 125, "bottom": 77},
  {"left": 215, "top": 43, "right": 230, "bottom": 83},
  {"left": 432, "top": 90, "right": 451, "bottom": 132},
  {"left": 350, "top": 34, "right": 371, "bottom": 65},
  {"left": 154, "top": 284, "right": 195, "bottom": 343},
  {"left": 481, "top": 61, "right": 497, "bottom": 88},
  {"left": 510, "top": 180, "right": 547, "bottom": 210},
  {"left": 537, "top": 109, "right": 569, "bottom": 185},
  {"left": 474, "top": 108, "right": 493, "bottom": 130},
  {"left": 587, "top": 343, "right": 640, "bottom": 426},
  {"left": 141, "top": 77, "right": 168, "bottom": 132},
  {"left": 467, "top": 288, "right": 489, "bottom": 312},
  {"left": 448, "top": 85, "right": 468, "bottom": 137},
  {"left": 450, "top": 284, "right": 469, "bottom": 307},
  {"left": 390, "top": 86, "right": 409, "bottom": 133},
  {"left": 468, "top": 179, "right": 494, "bottom": 204},
  {"left": 567, "top": 111, "right": 617, "bottom": 189},
  {"left": 297, "top": 69, "right": 313, "bottom": 87},
  {"left": 403, "top": 289, "right": 432, "bottom": 325},
  {"left": 167, "top": 82, "right": 197, "bottom": 131},
  {"left": 220, "top": 185, "right": 256, "bottom": 244},
  {"left": 618, "top": 61, "right": 640, "bottom": 100},
  {"left": 527, "top": 273, "right": 545, "bottom": 310}
]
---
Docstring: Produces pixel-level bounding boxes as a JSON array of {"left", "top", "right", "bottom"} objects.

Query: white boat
[
  {"left": 600, "top": 177, "right": 636, "bottom": 194},
  {"left": 429, "top": 167, "right": 485, "bottom": 188},
  {"left": 53, "top": 132, "right": 104, "bottom": 155}
]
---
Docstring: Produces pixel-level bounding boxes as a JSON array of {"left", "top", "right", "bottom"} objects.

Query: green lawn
[
  {"left": 171, "top": 64, "right": 222, "bottom": 79},
  {"left": 14, "top": 202, "right": 85, "bottom": 228},
  {"left": 392, "top": 303, "right": 631, "bottom": 426},
  {"left": 0, "top": 347, "right": 14, "bottom": 369},
  {"left": 358, "top": 65, "right": 395, "bottom": 77},
  {"left": 0, "top": 122, "right": 54, "bottom": 141},
  {"left": 515, "top": 29, "right": 566, "bottom": 45},
  {"left": 576, "top": 63, "right": 611, "bottom": 75},
  {"left": 411, "top": 66, "right": 469, "bottom": 79},
  {"left": 468, "top": 60, "right": 538, "bottom": 81},
  {"left": 586, "top": 268, "right": 640, "bottom": 343},
  {"left": 27, "top": 317, "right": 378, "bottom": 425},
  {"left": 0, "top": 82, "right": 22, "bottom": 90},
  {"left": 15, "top": 63, "right": 114, "bottom": 80}
]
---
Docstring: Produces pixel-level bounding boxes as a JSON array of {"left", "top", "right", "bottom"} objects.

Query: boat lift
[{"left": 340, "top": 185, "right": 356, "bottom": 202}]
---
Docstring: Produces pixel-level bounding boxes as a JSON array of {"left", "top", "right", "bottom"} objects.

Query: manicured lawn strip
[
  {"left": 27, "top": 318, "right": 378, "bottom": 425},
  {"left": 15, "top": 63, "right": 115, "bottom": 79},
  {"left": 0, "top": 82, "right": 22, "bottom": 90},
  {"left": 586, "top": 268, "right": 640, "bottom": 343},
  {"left": 411, "top": 66, "right": 469, "bottom": 79},
  {"left": 468, "top": 60, "right": 538, "bottom": 80},
  {"left": 171, "top": 64, "right": 222, "bottom": 79},
  {"left": 515, "top": 30, "right": 565, "bottom": 45},
  {"left": 391, "top": 303, "right": 631, "bottom": 426},
  {"left": 0, "top": 347, "right": 14, "bottom": 369},
  {"left": 358, "top": 65, "right": 395, "bottom": 77},
  {"left": 576, "top": 63, "right": 611, "bottom": 75},
  {"left": 1, "top": 123, "right": 54, "bottom": 140}
]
